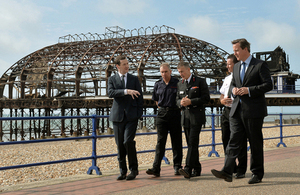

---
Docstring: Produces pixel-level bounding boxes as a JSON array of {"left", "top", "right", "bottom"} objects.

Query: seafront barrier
[
  {"left": 1, "top": 113, "right": 300, "bottom": 171},
  {"left": 0, "top": 113, "right": 300, "bottom": 187}
]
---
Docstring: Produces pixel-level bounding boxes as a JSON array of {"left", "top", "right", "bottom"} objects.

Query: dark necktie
[
  {"left": 227, "top": 87, "right": 232, "bottom": 98},
  {"left": 240, "top": 62, "right": 246, "bottom": 83},
  {"left": 121, "top": 75, "right": 125, "bottom": 88}
]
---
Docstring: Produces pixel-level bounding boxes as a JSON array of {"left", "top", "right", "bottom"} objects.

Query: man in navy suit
[
  {"left": 219, "top": 54, "right": 247, "bottom": 179},
  {"left": 211, "top": 38, "right": 272, "bottom": 184},
  {"left": 108, "top": 55, "right": 143, "bottom": 180}
]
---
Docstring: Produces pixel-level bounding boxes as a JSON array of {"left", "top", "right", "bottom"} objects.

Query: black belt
[{"left": 159, "top": 107, "right": 180, "bottom": 111}]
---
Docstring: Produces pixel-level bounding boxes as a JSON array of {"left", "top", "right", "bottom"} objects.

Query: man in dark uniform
[
  {"left": 176, "top": 61, "right": 210, "bottom": 179},
  {"left": 146, "top": 63, "right": 183, "bottom": 177}
]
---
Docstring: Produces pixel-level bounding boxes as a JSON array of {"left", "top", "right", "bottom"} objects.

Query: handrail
[
  {"left": 0, "top": 113, "right": 299, "bottom": 175},
  {"left": 209, "top": 84, "right": 300, "bottom": 94}
]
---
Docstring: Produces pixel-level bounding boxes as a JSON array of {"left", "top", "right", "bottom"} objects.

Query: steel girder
[{"left": 0, "top": 27, "right": 229, "bottom": 101}]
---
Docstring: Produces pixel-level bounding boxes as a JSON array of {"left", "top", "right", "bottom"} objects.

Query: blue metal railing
[
  {"left": 209, "top": 85, "right": 300, "bottom": 94},
  {"left": 0, "top": 113, "right": 299, "bottom": 175}
]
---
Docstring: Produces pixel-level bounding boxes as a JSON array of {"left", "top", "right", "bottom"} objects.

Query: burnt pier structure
[{"left": 0, "top": 26, "right": 299, "bottom": 141}]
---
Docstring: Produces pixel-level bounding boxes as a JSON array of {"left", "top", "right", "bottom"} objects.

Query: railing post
[
  {"left": 87, "top": 115, "right": 102, "bottom": 175},
  {"left": 208, "top": 114, "right": 219, "bottom": 157},
  {"left": 162, "top": 131, "right": 170, "bottom": 165},
  {"left": 277, "top": 113, "right": 287, "bottom": 147},
  {"left": 162, "top": 156, "right": 170, "bottom": 164}
]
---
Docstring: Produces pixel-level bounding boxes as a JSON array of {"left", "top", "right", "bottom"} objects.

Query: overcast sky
[{"left": 1, "top": 0, "right": 300, "bottom": 77}]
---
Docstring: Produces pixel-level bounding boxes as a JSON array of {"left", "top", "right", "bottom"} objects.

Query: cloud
[
  {"left": 245, "top": 18, "right": 300, "bottom": 74},
  {"left": 0, "top": 0, "right": 42, "bottom": 54},
  {"left": 0, "top": 33, "right": 31, "bottom": 54},
  {"left": 0, "top": 0, "right": 41, "bottom": 31},
  {"left": 180, "top": 15, "right": 222, "bottom": 42},
  {"left": 246, "top": 18, "right": 299, "bottom": 49},
  {"left": 0, "top": 58, "right": 12, "bottom": 75},
  {"left": 0, "top": 0, "right": 46, "bottom": 77},
  {"left": 96, "top": 0, "right": 149, "bottom": 16}
]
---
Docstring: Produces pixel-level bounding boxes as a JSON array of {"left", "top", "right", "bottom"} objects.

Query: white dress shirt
[{"left": 220, "top": 73, "right": 234, "bottom": 107}]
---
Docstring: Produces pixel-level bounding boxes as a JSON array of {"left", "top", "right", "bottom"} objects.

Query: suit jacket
[
  {"left": 108, "top": 73, "right": 143, "bottom": 122},
  {"left": 176, "top": 75, "right": 210, "bottom": 126},
  {"left": 229, "top": 57, "right": 272, "bottom": 118}
]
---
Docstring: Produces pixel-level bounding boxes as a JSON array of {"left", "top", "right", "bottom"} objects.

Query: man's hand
[
  {"left": 232, "top": 87, "right": 249, "bottom": 96},
  {"left": 232, "top": 87, "right": 238, "bottom": 96},
  {"left": 180, "top": 95, "right": 191, "bottom": 107},
  {"left": 220, "top": 96, "right": 233, "bottom": 107},
  {"left": 127, "top": 89, "right": 140, "bottom": 99}
]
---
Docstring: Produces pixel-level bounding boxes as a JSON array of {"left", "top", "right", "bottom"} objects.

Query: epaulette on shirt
[{"left": 155, "top": 78, "right": 163, "bottom": 84}]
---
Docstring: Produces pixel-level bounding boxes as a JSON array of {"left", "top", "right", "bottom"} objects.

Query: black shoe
[
  {"left": 117, "top": 174, "right": 126, "bottom": 180},
  {"left": 174, "top": 167, "right": 181, "bottom": 175},
  {"left": 234, "top": 173, "right": 245, "bottom": 179},
  {"left": 191, "top": 170, "right": 201, "bottom": 177},
  {"left": 248, "top": 174, "right": 262, "bottom": 184},
  {"left": 179, "top": 168, "right": 190, "bottom": 179},
  {"left": 126, "top": 170, "right": 139, "bottom": 180},
  {"left": 211, "top": 169, "right": 232, "bottom": 182},
  {"left": 146, "top": 168, "right": 160, "bottom": 177}
]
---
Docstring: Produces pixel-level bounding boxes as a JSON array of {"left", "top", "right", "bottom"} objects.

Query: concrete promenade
[{"left": 2, "top": 144, "right": 300, "bottom": 195}]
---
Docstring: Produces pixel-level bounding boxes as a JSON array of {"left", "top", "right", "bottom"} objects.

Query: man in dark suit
[
  {"left": 108, "top": 55, "right": 143, "bottom": 181},
  {"left": 211, "top": 38, "right": 272, "bottom": 184},
  {"left": 219, "top": 54, "right": 247, "bottom": 179},
  {"left": 176, "top": 61, "right": 210, "bottom": 179}
]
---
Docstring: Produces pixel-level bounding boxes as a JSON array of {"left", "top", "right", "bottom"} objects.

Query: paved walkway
[{"left": 2, "top": 144, "right": 300, "bottom": 195}]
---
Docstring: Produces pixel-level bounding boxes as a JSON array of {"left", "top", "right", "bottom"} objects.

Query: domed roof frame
[{"left": 0, "top": 25, "right": 229, "bottom": 100}]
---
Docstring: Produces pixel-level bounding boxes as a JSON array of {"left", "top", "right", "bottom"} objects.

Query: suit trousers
[
  {"left": 113, "top": 114, "right": 138, "bottom": 174},
  {"left": 221, "top": 106, "right": 247, "bottom": 174},
  {"left": 153, "top": 108, "right": 182, "bottom": 171},
  {"left": 183, "top": 117, "right": 202, "bottom": 173},
  {"left": 223, "top": 103, "right": 264, "bottom": 179}
]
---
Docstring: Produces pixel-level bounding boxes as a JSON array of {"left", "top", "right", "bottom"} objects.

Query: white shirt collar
[
  {"left": 118, "top": 72, "right": 127, "bottom": 78},
  {"left": 186, "top": 74, "right": 192, "bottom": 83}
]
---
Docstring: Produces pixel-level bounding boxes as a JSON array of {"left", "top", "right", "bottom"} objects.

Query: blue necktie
[{"left": 240, "top": 62, "right": 246, "bottom": 83}]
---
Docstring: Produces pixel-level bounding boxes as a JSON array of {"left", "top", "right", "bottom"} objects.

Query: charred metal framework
[
  {"left": 253, "top": 46, "right": 299, "bottom": 93},
  {"left": 1, "top": 26, "right": 299, "bottom": 142},
  {"left": 0, "top": 25, "right": 229, "bottom": 141},
  {"left": 0, "top": 25, "right": 228, "bottom": 99}
]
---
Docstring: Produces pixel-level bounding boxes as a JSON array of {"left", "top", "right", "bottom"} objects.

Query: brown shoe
[
  {"left": 211, "top": 169, "right": 232, "bottom": 182},
  {"left": 179, "top": 168, "right": 191, "bottom": 179}
]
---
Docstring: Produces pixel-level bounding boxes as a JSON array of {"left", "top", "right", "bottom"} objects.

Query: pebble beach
[{"left": 0, "top": 124, "right": 299, "bottom": 190}]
